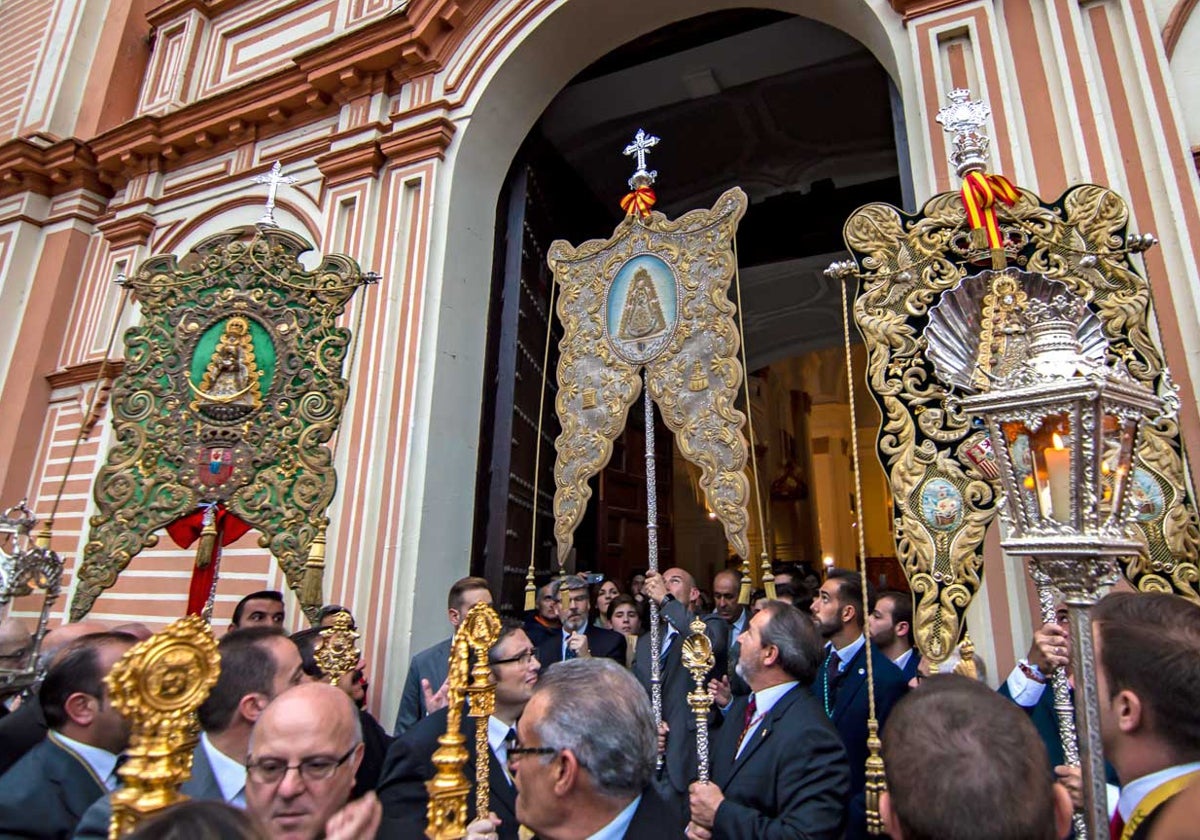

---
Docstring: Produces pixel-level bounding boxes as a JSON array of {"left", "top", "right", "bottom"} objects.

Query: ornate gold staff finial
[
  {"left": 681, "top": 616, "right": 716, "bottom": 782},
  {"left": 426, "top": 602, "right": 501, "bottom": 840},
  {"left": 105, "top": 615, "right": 220, "bottom": 839},
  {"left": 314, "top": 610, "right": 360, "bottom": 686}
]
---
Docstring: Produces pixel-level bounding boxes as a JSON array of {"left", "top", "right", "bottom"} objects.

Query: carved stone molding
[
  {"left": 97, "top": 214, "right": 157, "bottom": 249},
  {"left": 888, "top": 0, "right": 976, "bottom": 22}
]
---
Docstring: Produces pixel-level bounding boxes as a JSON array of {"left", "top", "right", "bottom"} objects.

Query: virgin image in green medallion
[{"left": 606, "top": 254, "right": 678, "bottom": 364}]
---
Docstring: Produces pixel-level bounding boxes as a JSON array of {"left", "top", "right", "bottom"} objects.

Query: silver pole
[
  {"left": 1030, "top": 563, "right": 1088, "bottom": 840},
  {"left": 1067, "top": 600, "right": 1110, "bottom": 840},
  {"left": 644, "top": 372, "right": 664, "bottom": 770}
]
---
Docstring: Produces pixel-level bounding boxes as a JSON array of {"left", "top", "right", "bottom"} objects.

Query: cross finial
[
  {"left": 623, "top": 129, "right": 660, "bottom": 189},
  {"left": 252, "top": 161, "right": 298, "bottom": 227}
]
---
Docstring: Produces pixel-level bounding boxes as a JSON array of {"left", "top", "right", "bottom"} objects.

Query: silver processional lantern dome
[{"left": 0, "top": 499, "right": 63, "bottom": 694}]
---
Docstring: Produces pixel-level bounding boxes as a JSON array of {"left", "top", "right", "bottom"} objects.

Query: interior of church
[{"left": 470, "top": 10, "right": 907, "bottom": 608}]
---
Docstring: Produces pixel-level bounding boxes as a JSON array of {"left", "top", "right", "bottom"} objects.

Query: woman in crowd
[
  {"left": 594, "top": 579, "right": 621, "bottom": 628},
  {"left": 607, "top": 595, "right": 641, "bottom": 668}
]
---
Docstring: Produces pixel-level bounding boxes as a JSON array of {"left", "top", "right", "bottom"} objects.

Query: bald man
[
  {"left": 245, "top": 682, "right": 380, "bottom": 840},
  {"left": 638, "top": 568, "right": 729, "bottom": 810},
  {"left": 0, "top": 619, "right": 109, "bottom": 776}
]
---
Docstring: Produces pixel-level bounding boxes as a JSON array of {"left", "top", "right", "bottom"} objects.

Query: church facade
[{"left": 2, "top": 0, "right": 1200, "bottom": 720}]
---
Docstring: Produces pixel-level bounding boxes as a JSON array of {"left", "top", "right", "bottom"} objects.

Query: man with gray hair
[
  {"left": 467, "top": 658, "right": 679, "bottom": 839},
  {"left": 688, "top": 600, "right": 850, "bottom": 839}
]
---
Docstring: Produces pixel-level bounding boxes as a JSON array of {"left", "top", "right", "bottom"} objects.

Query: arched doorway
[{"left": 464, "top": 8, "right": 912, "bottom": 611}]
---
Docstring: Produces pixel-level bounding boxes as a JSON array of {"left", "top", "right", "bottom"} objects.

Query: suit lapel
[
  {"left": 832, "top": 647, "right": 867, "bottom": 722},
  {"left": 488, "top": 744, "right": 518, "bottom": 823},
  {"left": 183, "top": 741, "right": 225, "bottom": 801},
  {"left": 721, "top": 686, "right": 801, "bottom": 787},
  {"left": 44, "top": 734, "right": 106, "bottom": 818}
]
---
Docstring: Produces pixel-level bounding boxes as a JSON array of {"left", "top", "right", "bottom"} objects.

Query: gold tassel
[
  {"left": 760, "top": 551, "right": 776, "bottom": 600},
  {"left": 300, "top": 524, "right": 327, "bottom": 613},
  {"left": 195, "top": 510, "right": 218, "bottom": 569},
  {"left": 969, "top": 227, "right": 989, "bottom": 251},
  {"left": 990, "top": 248, "right": 1007, "bottom": 270},
  {"left": 954, "top": 631, "right": 979, "bottom": 680},
  {"left": 34, "top": 521, "right": 53, "bottom": 550},
  {"left": 524, "top": 567, "right": 537, "bottom": 612},
  {"left": 864, "top": 718, "right": 888, "bottom": 835}
]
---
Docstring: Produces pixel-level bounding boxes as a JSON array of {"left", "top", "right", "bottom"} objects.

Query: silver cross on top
[
  {"left": 252, "top": 161, "right": 298, "bottom": 227},
  {"left": 623, "top": 129, "right": 660, "bottom": 189}
]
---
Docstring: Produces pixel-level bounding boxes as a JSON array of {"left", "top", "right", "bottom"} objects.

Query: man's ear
[
  {"left": 63, "top": 691, "right": 97, "bottom": 728},
  {"left": 1051, "top": 782, "right": 1074, "bottom": 840},
  {"left": 896, "top": 620, "right": 911, "bottom": 640},
  {"left": 1115, "top": 689, "right": 1144, "bottom": 734},
  {"left": 448, "top": 608, "right": 461, "bottom": 626},
  {"left": 880, "top": 792, "right": 904, "bottom": 839},
  {"left": 238, "top": 692, "right": 269, "bottom": 724},
  {"left": 840, "top": 601, "right": 857, "bottom": 625},
  {"left": 761, "top": 643, "right": 780, "bottom": 668},
  {"left": 553, "top": 750, "right": 579, "bottom": 797}
]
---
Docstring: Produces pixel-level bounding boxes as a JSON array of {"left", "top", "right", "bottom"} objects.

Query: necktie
[
  {"left": 501, "top": 727, "right": 518, "bottom": 785},
  {"left": 739, "top": 694, "right": 758, "bottom": 743},
  {"left": 564, "top": 637, "right": 577, "bottom": 660}
]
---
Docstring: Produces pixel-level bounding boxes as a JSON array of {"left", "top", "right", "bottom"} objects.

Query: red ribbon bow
[
  {"left": 960, "top": 172, "right": 1018, "bottom": 255},
  {"left": 167, "top": 504, "right": 251, "bottom": 615},
  {"left": 620, "top": 186, "right": 657, "bottom": 218}
]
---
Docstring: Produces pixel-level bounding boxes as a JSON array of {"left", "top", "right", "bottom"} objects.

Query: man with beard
[
  {"left": 523, "top": 580, "right": 562, "bottom": 647},
  {"left": 466, "top": 658, "right": 677, "bottom": 840},
  {"left": 638, "top": 568, "right": 728, "bottom": 811},
  {"left": 810, "top": 569, "right": 907, "bottom": 840},
  {"left": 535, "top": 575, "right": 626, "bottom": 667},
  {"left": 687, "top": 600, "right": 849, "bottom": 840},
  {"left": 377, "top": 621, "right": 541, "bottom": 839},
  {"left": 868, "top": 591, "right": 919, "bottom": 682}
]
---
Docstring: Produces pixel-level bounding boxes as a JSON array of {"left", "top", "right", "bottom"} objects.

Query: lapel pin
[{"left": 858, "top": 668, "right": 865, "bottom": 675}]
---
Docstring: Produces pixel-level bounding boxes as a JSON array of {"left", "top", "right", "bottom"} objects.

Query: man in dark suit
[
  {"left": 810, "top": 569, "right": 907, "bottom": 840},
  {"left": 637, "top": 568, "right": 728, "bottom": 808},
  {"left": 73, "top": 627, "right": 305, "bottom": 838},
  {"left": 998, "top": 612, "right": 1072, "bottom": 770},
  {"left": 376, "top": 620, "right": 540, "bottom": 839},
  {"left": 535, "top": 575, "right": 626, "bottom": 667},
  {"left": 0, "top": 631, "right": 136, "bottom": 839},
  {"left": 880, "top": 674, "right": 1073, "bottom": 840},
  {"left": 687, "top": 600, "right": 849, "bottom": 839},
  {"left": 394, "top": 576, "right": 493, "bottom": 735},
  {"left": 869, "top": 590, "right": 920, "bottom": 682},
  {"left": 710, "top": 569, "right": 750, "bottom": 698},
  {"left": 467, "top": 658, "right": 678, "bottom": 840}
]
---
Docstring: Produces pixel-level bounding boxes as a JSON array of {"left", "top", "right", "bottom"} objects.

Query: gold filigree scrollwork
[
  {"left": 549, "top": 188, "right": 751, "bottom": 562},
  {"left": 426, "top": 602, "right": 501, "bottom": 840},
  {"left": 73, "top": 226, "right": 372, "bottom": 621},
  {"left": 845, "top": 184, "right": 1200, "bottom": 665},
  {"left": 315, "top": 611, "right": 360, "bottom": 685},
  {"left": 106, "top": 616, "right": 220, "bottom": 838}
]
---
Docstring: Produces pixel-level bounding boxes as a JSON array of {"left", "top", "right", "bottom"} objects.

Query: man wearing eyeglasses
[
  {"left": 245, "top": 682, "right": 380, "bottom": 840},
  {"left": 376, "top": 620, "right": 541, "bottom": 839}
]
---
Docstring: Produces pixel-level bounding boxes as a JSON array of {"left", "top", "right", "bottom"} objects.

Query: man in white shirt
[
  {"left": 1094, "top": 592, "right": 1200, "bottom": 840},
  {"left": 0, "top": 631, "right": 136, "bottom": 838},
  {"left": 73, "top": 626, "right": 305, "bottom": 838},
  {"left": 868, "top": 591, "right": 919, "bottom": 681}
]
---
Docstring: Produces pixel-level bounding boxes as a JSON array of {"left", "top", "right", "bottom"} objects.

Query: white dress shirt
[
  {"left": 586, "top": 794, "right": 642, "bottom": 840},
  {"left": 488, "top": 715, "right": 517, "bottom": 785},
  {"left": 1116, "top": 762, "right": 1200, "bottom": 824},
  {"left": 729, "top": 609, "right": 747, "bottom": 647},
  {"left": 201, "top": 732, "right": 247, "bottom": 807},
  {"left": 893, "top": 647, "right": 915, "bottom": 672},
  {"left": 1004, "top": 662, "right": 1048, "bottom": 708},
  {"left": 736, "top": 681, "right": 799, "bottom": 758},
  {"left": 52, "top": 731, "right": 120, "bottom": 791}
]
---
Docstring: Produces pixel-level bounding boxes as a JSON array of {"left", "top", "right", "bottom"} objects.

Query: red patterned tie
[{"left": 739, "top": 694, "right": 758, "bottom": 744}]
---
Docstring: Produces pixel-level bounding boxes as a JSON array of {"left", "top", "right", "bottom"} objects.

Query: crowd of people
[{"left": 0, "top": 565, "right": 1198, "bottom": 840}]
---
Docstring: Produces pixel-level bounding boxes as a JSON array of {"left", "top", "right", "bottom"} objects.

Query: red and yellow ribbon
[
  {"left": 961, "top": 172, "right": 1018, "bottom": 264},
  {"left": 620, "top": 186, "right": 657, "bottom": 218}
]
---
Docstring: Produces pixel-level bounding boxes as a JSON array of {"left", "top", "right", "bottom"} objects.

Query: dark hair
[
  {"left": 1094, "top": 591, "right": 1200, "bottom": 762},
  {"left": 126, "top": 800, "right": 267, "bottom": 840},
  {"left": 448, "top": 576, "right": 492, "bottom": 612},
  {"left": 290, "top": 628, "right": 325, "bottom": 681},
  {"left": 197, "top": 629, "right": 283, "bottom": 733},
  {"left": 828, "top": 568, "right": 875, "bottom": 626},
  {"left": 317, "top": 605, "right": 357, "bottom": 630},
  {"left": 40, "top": 632, "right": 138, "bottom": 729},
  {"left": 757, "top": 601, "right": 822, "bottom": 685},
  {"left": 231, "top": 591, "right": 283, "bottom": 626},
  {"left": 487, "top": 618, "right": 528, "bottom": 664},
  {"left": 878, "top": 590, "right": 914, "bottom": 636},
  {"left": 773, "top": 583, "right": 797, "bottom": 601},
  {"left": 607, "top": 595, "right": 638, "bottom": 622},
  {"left": 882, "top": 674, "right": 1057, "bottom": 840}
]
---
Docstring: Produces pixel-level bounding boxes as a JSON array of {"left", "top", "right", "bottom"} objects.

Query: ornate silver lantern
[
  {"left": 935, "top": 275, "right": 1164, "bottom": 839},
  {"left": 0, "top": 500, "right": 63, "bottom": 696}
]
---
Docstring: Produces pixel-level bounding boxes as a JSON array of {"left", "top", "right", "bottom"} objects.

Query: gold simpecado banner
[{"left": 548, "top": 187, "right": 751, "bottom": 563}]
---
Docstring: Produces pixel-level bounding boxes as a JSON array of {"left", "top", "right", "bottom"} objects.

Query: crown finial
[{"left": 936, "top": 89, "right": 993, "bottom": 177}]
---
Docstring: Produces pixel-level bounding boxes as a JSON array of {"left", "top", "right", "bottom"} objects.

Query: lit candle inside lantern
[{"left": 1044, "top": 433, "right": 1071, "bottom": 523}]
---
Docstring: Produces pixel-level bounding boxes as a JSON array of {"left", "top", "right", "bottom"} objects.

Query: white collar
[
  {"left": 750, "top": 681, "right": 799, "bottom": 718},
  {"left": 1117, "top": 762, "right": 1200, "bottom": 821},
  {"left": 586, "top": 794, "right": 642, "bottom": 840},
  {"left": 893, "top": 648, "right": 915, "bottom": 670},
  {"left": 201, "top": 732, "right": 247, "bottom": 805},
  {"left": 487, "top": 714, "right": 516, "bottom": 756},
  {"left": 563, "top": 621, "right": 590, "bottom": 637},
  {"left": 731, "top": 609, "right": 747, "bottom": 634},
  {"left": 830, "top": 634, "right": 866, "bottom": 668},
  {"left": 52, "top": 731, "right": 119, "bottom": 791}
]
